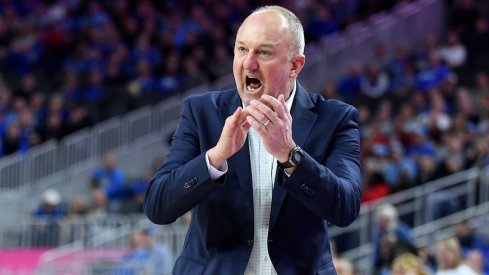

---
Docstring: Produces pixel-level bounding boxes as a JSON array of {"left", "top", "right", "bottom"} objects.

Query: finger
[
  {"left": 246, "top": 115, "right": 267, "bottom": 133},
  {"left": 278, "top": 94, "right": 292, "bottom": 121},
  {"left": 249, "top": 99, "right": 278, "bottom": 123},
  {"left": 230, "top": 107, "right": 248, "bottom": 126},
  {"left": 260, "top": 94, "right": 287, "bottom": 120},
  {"left": 246, "top": 104, "right": 271, "bottom": 125}
]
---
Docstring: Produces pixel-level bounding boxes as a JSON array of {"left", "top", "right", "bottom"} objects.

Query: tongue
[{"left": 249, "top": 78, "right": 261, "bottom": 89}]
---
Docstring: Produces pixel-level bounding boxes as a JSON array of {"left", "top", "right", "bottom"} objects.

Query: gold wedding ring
[{"left": 263, "top": 119, "right": 271, "bottom": 127}]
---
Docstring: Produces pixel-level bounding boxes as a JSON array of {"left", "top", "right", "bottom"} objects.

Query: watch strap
[{"left": 278, "top": 146, "right": 302, "bottom": 169}]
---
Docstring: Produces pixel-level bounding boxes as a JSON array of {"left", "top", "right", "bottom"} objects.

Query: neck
[{"left": 285, "top": 81, "right": 296, "bottom": 101}]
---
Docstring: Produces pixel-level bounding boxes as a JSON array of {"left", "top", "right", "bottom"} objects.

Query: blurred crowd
[
  {"left": 328, "top": 203, "right": 489, "bottom": 275},
  {"left": 11, "top": 0, "right": 489, "bottom": 273},
  {"left": 0, "top": 0, "right": 404, "bottom": 158},
  {"left": 323, "top": 0, "right": 489, "bottom": 206}
]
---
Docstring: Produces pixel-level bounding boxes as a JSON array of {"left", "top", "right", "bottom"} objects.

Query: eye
[
  {"left": 237, "top": 46, "right": 247, "bottom": 52},
  {"left": 259, "top": 50, "right": 271, "bottom": 56}
]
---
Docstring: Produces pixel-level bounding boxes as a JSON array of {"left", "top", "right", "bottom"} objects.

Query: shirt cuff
[{"left": 205, "top": 151, "right": 228, "bottom": 180}]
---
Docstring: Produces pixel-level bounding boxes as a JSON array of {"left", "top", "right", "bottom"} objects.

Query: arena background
[{"left": 0, "top": 0, "right": 488, "bottom": 274}]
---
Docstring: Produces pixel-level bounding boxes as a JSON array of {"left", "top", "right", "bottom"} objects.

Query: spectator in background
[
  {"left": 391, "top": 253, "right": 429, "bottom": 275},
  {"left": 140, "top": 226, "right": 174, "bottom": 275},
  {"left": 336, "top": 60, "right": 363, "bottom": 103},
  {"left": 63, "top": 105, "right": 90, "bottom": 136},
  {"left": 417, "top": 245, "right": 437, "bottom": 273},
  {"left": 373, "top": 203, "right": 416, "bottom": 274},
  {"left": 415, "top": 52, "right": 451, "bottom": 92},
  {"left": 435, "top": 237, "right": 478, "bottom": 275},
  {"left": 417, "top": 88, "right": 452, "bottom": 142},
  {"left": 464, "top": 250, "right": 485, "bottom": 275},
  {"left": 181, "top": 56, "right": 207, "bottom": 92},
  {"left": 88, "top": 177, "right": 108, "bottom": 218},
  {"left": 115, "top": 226, "right": 174, "bottom": 275},
  {"left": 207, "top": 43, "right": 233, "bottom": 81},
  {"left": 32, "top": 188, "right": 65, "bottom": 247},
  {"left": 387, "top": 44, "right": 412, "bottom": 94},
  {"left": 125, "top": 168, "right": 154, "bottom": 214},
  {"left": 371, "top": 42, "right": 389, "bottom": 68},
  {"left": 91, "top": 152, "right": 127, "bottom": 213},
  {"left": 405, "top": 127, "right": 436, "bottom": 160},
  {"left": 360, "top": 61, "right": 390, "bottom": 109},
  {"left": 330, "top": 0, "right": 358, "bottom": 29},
  {"left": 414, "top": 154, "right": 438, "bottom": 186},
  {"left": 158, "top": 53, "right": 182, "bottom": 98},
  {"left": 34, "top": 188, "right": 65, "bottom": 218},
  {"left": 35, "top": 111, "right": 65, "bottom": 142},
  {"left": 384, "top": 140, "right": 417, "bottom": 193},
  {"left": 2, "top": 121, "right": 30, "bottom": 155},
  {"left": 116, "top": 230, "right": 149, "bottom": 274},
  {"left": 470, "top": 72, "right": 489, "bottom": 120},
  {"left": 127, "top": 59, "right": 160, "bottom": 106},
  {"left": 362, "top": 165, "right": 390, "bottom": 203},
  {"left": 453, "top": 220, "right": 485, "bottom": 252},
  {"left": 466, "top": 137, "right": 489, "bottom": 169},
  {"left": 65, "top": 194, "right": 92, "bottom": 243},
  {"left": 81, "top": 69, "right": 105, "bottom": 123},
  {"left": 333, "top": 257, "right": 355, "bottom": 275},
  {"left": 307, "top": 4, "right": 338, "bottom": 41},
  {"left": 437, "top": 31, "right": 467, "bottom": 70}
]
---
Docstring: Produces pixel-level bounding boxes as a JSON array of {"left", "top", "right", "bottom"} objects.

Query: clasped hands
[{"left": 208, "top": 94, "right": 296, "bottom": 169}]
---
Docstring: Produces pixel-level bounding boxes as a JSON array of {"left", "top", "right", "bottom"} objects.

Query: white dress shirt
[{"left": 206, "top": 85, "right": 296, "bottom": 275}]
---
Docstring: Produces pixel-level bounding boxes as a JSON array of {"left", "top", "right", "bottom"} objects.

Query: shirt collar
[{"left": 285, "top": 81, "right": 297, "bottom": 111}]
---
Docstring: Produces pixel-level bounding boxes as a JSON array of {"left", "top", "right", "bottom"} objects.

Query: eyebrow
[{"left": 235, "top": 40, "right": 276, "bottom": 49}]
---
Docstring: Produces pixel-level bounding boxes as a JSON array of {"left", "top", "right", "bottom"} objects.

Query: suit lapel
[
  {"left": 219, "top": 92, "right": 254, "bottom": 214},
  {"left": 269, "top": 83, "right": 318, "bottom": 230},
  {"left": 217, "top": 85, "right": 318, "bottom": 230}
]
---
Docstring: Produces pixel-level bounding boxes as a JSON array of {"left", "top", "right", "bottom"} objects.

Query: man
[{"left": 144, "top": 5, "right": 361, "bottom": 275}]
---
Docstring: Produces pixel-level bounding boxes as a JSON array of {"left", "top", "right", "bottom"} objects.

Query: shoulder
[
  {"left": 307, "top": 92, "right": 358, "bottom": 117},
  {"left": 185, "top": 89, "right": 236, "bottom": 107}
]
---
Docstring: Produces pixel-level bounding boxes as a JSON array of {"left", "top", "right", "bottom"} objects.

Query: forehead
[{"left": 236, "top": 11, "right": 290, "bottom": 46}]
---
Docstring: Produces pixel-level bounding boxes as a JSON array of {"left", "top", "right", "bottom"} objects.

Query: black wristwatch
[{"left": 278, "top": 146, "right": 304, "bottom": 168}]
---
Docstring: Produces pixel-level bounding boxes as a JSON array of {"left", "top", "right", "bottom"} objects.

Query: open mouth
[{"left": 245, "top": 76, "right": 262, "bottom": 92}]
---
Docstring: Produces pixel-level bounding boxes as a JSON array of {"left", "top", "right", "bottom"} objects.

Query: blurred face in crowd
[
  {"left": 465, "top": 250, "right": 484, "bottom": 273},
  {"left": 103, "top": 153, "right": 117, "bottom": 171},
  {"left": 391, "top": 253, "right": 427, "bottom": 275},
  {"left": 333, "top": 258, "right": 354, "bottom": 275},
  {"left": 233, "top": 10, "right": 304, "bottom": 106},
  {"left": 436, "top": 239, "right": 461, "bottom": 269}
]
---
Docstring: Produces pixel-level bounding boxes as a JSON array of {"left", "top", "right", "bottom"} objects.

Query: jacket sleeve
[
  {"left": 278, "top": 105, "right": 362, "bottom": 227},
  {"left": 143, "top": 97, "right": 224, "bottom": 224}
]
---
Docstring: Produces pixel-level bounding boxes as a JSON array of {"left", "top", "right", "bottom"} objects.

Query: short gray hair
[{"left": 251, "top": 5, "right": 305, "bottom": 56}]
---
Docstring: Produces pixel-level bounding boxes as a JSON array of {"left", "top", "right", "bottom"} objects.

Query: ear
[{"left": 289, "top": 55, "right": 305, "bottom": 78}]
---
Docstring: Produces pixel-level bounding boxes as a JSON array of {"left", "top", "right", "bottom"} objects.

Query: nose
[{"left": 243, "top": 52, "right": 258, "bottom": 71}]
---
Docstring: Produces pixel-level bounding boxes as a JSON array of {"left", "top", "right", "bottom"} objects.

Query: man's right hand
[{"left": 208, "top": 107, "right": 250, "bottom": 168}]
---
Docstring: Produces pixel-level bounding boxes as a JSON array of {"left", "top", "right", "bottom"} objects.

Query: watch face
[{"left": 292, "top": 149, "right": 303, "bottom": 165}]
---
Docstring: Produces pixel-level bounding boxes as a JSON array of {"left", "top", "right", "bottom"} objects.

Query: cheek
[
  {"left": 233, "top": 65, "right": 242, "bottom": 82},
  {"left": 265, "top": 69, "right": 289, "bottom": 91},
  {"left": 233, "top": 57, "right": 242, "bottom": 71}
]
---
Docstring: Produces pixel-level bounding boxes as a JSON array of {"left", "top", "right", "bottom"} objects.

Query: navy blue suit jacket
[{"left": 144, "top": 83, "right": 362, "bottom": 274}]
